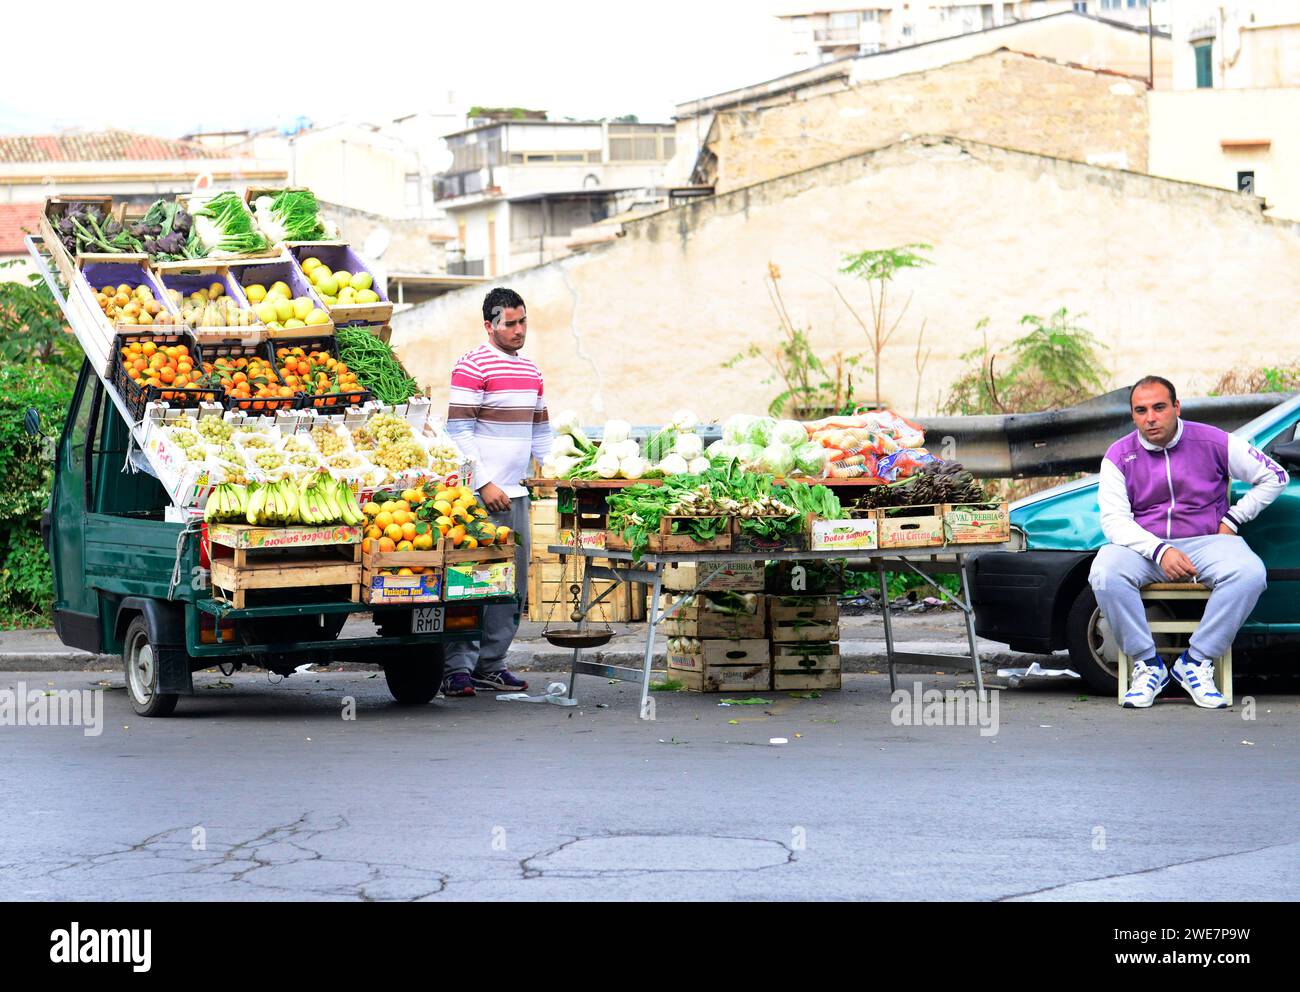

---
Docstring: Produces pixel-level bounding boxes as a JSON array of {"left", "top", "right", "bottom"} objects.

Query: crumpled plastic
[{"left": 495, "top": 681, "right": 578, "bottom": 706}]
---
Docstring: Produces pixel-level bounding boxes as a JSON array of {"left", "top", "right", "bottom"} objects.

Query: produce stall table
[{"left": 546, "top": 542, "right": 1012, "bottom": 719}]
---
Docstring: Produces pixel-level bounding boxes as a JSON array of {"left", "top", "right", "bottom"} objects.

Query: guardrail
[{"left": 586, "top": 388, "right": 1295, "bottom": 479}]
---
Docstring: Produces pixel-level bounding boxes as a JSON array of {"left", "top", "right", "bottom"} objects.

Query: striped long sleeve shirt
[{"left": 446, "top": 343, "right": 553, "bottom": 499}]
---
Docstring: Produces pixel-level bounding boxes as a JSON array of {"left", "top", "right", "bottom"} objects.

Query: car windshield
[{"left": 1228, "top": 392, "right": 1300, "bottom": 445}]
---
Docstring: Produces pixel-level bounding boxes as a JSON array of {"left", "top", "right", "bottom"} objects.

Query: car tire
[
  {"left": 123, "top": 616, "right": 179, "bottom": 717},
  {"left": 384, "top": 645, "right": 445, "bottom": 706},
  {"left": 1064, "top": 585, "right": 1176, "bottom": 696}
]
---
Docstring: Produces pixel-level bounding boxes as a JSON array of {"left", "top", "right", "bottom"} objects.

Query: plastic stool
[{"left": 1116, "top": 582, "right": 1233, "bottom": 706}]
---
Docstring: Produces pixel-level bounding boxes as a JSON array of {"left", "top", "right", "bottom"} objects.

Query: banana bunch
[
  {"left": 242, "top": 472, "right": 365, "bottom": 527},
  {"left": 204, "top": 481, "right": 251, "bottom": 523}
]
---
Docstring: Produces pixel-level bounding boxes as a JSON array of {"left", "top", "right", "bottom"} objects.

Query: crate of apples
[
  {"left": 245, "top": 279, "right": 330, "bottom": 334},
  {"left": 94, "top": 282, "right": 182, "bottom": 328}
]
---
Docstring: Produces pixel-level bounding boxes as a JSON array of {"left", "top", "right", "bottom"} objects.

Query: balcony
[
  {"left": 447, "top": 258, "right": 485, "bottom": 277},
  {"left": 435, "top": 169, "right": 488, "bottom": 202}
]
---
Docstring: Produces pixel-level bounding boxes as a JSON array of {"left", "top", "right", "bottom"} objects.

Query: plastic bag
[
  {"left": 793, "top": 441, "right": 829, "bottom": 477},
  {"left": 733, "top": 443, "right": 763, "bottom": 469},
  {"left": 722, "top": 414, "right": 756, "bottom": 447},
  {"left": 758, "top": 442, "right": 794, "bottom": 476},
  {"left": 876, "top": 449, "right": 939, "bottom": 482},
  {"left": 746, "top": 416, "right": 778, "bottom": 448},
  {"left": 771, "top": 419, "right": 807, "bottom": 448}
]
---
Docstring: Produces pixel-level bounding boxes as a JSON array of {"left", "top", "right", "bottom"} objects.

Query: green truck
[{"left": 26, "top": 357, "right": 498, "bottom": 717}]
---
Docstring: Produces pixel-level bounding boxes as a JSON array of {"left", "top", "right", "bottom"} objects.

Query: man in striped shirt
[{"left": 442, "top": 287, "right": 554, "bottom": 697}]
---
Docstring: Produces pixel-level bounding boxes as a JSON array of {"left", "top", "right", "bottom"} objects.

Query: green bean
[{"left": 336, "top": 326, "right": 423, "bottom": 405}]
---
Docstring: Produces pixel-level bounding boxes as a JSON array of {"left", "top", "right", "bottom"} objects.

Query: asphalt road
[{"left": 1, "top": 668, "right": 1296, "bottom": 901}]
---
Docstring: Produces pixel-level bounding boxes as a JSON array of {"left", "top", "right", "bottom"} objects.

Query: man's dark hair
[
  {"left": 482, "top": 287, "right": 525, "bottom": 325},
  {"left": 1130, "top": 375, "right": 1177, "bottom": 406}
]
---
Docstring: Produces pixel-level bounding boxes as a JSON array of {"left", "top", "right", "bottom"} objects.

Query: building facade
[{"left": 434, "top": 119, "right": 676, "bottom": 277}]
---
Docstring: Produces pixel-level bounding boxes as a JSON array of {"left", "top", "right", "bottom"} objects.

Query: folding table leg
[
  {"left": 639, "top": 571, "right": 664, "bottom": 721},
  {"left": 959, "top": 556, "right": 986, "bottom": 700},
  {"left": 877, "top": 560, "right": 897, "bottom": 693}
]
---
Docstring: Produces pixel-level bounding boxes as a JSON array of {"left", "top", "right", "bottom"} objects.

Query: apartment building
[
  {"left": 779, "top": 1, "right": 1169, "bottom": 63},
  {"left": 434, "top": 119, "right": 675, "bottom": 277}
]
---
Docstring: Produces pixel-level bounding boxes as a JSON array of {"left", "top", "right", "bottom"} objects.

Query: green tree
[
  {"left": 943, "top": 308, "right": 1107, "bottom": 415},
  {"left": 836, "top": 244, "right": 933, "bottom": 410}
]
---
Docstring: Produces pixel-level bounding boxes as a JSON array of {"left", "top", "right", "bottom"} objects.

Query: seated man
[{"left": 1089, "top": 376, "right": 1287, "bottom": 709}]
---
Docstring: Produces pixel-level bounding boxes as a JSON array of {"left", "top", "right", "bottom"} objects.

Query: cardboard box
[
  {"left": 363, "top": 569, "right": 443, "bottom": 605},
  {"left": 942, "top": 502, "right": 1011, "bottom": 544},
  {"left": 660, "top": 559, "right": 765, "bottom": 592},
  {"left": 445, "top": 561, "right": 515, "bottom": 600},
  {"left": 810, "top": 517, "right": 878, "bottom": 551}
]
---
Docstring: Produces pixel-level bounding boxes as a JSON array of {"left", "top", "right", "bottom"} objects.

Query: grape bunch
[
  {"left": 351, "top": 426, "right": 376, "bottom": 450},
  {"left": 196, "top": 415, "right": 232, "bottom": 443},
  {"left": 373, "top": 439, "right": 427, "bottom": 472},
  {"left": 328, "top": 453, "right": 360, "bottom": 469},
  {"left": 168, "top": 429, "right": 202, "bottom": 450},
  {"left": 368, "top": 413, "right": 412, "bottom": 446},
  {"left": 312, "top": 425, "right": 348, "bottom": 456},
  {"left": 288, "top": 452, "right": 319, "bottom": 467},
  {"left": 240, "top": 436, "right": 272, "bottom": 450},
  {"left": 282, "top": 436, "right": 312, "bottom": 453},
  {"left": 254, "top": 452, "right": 285, "bottom": 471}
]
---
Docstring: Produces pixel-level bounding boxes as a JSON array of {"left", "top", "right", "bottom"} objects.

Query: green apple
[
  {"left": 332, "top": 270, "right": 352, "bottom": 287},
  {"left": 316, "top": 275, "right": 339, "bottom": 297},
  {"left": 355, "top": 289, "right": 380, "bottom": 304},
  {"left": 284, "top": 318, "right": 306, "bottom": 329},
  {"left": 350, "top": 271, "right": 373, "bottom": 292},
  {"left": 274, "top": 299, "right": 294, "bottom": 323},
  {"left": 292, "top": 297, "right": 313, "bottom": 321},
  {"left": 305, "top": 308, "right": 330, "bottom": 326},
  {"left": 254, "top": 301, "right": 278, "bottom": 323}
]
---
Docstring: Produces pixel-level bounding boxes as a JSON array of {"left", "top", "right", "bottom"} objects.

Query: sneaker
[
  {"left": 472, "top": 669, "right": 529, "bottom": 691},
  {"left": 440, "top": 672, "right": 476, "bottom": 697},
  {"left": 1122, "top": 656, "right": 1169, "bottom": 708},
  {"left": 1171, "top": 651, "right": 1228, "bottom": 709}
]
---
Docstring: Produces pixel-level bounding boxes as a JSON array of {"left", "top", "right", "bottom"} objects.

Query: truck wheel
[
  {"left": 1064, "top": 587, "right": 1176, "bottom": 695},
  {"left": 384, "top": 646, "right": 445, "bottom": 706},
  {"left": 123, "top": 616, "right": 179, "bottom": 717}
]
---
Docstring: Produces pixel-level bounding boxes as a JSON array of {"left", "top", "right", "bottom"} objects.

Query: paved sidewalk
[{"left": 0, "top": 610, "right": 1061, "bottom": 674}]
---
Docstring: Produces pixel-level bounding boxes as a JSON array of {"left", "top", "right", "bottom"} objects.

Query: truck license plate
[{"left": 413, "top": 607, "right": 444, "bottom": 634}]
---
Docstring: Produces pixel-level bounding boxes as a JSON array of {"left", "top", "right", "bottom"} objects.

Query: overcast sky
[{"left": 2, "top": 0, "right": 803, "bottom": 137}]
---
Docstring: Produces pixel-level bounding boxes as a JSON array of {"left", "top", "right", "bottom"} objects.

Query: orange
[
  {"left": 377, "top": 537, "right": 396, "bottom": 553},
  {"left": 464, "top": 538, "right": 478, "bottom": 550},
  {"left": 495, "top": 527, "right": 512, "bottom": 544},
  {"left": 362, "top": 538, "right": 373, "bottom": 554},
  {"left": 363, "top": 501, "right": 381, "bottom": 517},
  {"left": 447, "top": 525, "right": 466, "bottom": 546},
  {"left": 397, "top": 568, "right": 414, "bottom": 576},
  {"left": 391, "top": 509, "right": 410, "bottom": 526},
  {"left": 400, "top": 522, "right": 417, "bottom": 542},
  {"left": 384, "top": 524, "right": 403, "bottom": 541},
  {"left": 374, "top": 511, "right": 393, "bottom": 530},
  {"left": 397, "top": 540, "right": 413, "bottom": 552}
]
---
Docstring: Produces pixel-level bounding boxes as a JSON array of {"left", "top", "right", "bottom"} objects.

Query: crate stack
[
  {"left": 661, "top": 560, "right": 771, "bottom": 692},
  {"left": 764, "top": 560, "right": 844, "bottom": 691}
]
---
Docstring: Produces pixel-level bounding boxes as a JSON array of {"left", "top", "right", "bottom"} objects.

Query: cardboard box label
[
  {"left": 557, "top": 528, "right": 606, "bottom": 551},
  {"left": 446, "top": 561, "right": 516, "bottom": 599},
  {"left": 943, "top": 504, "right": 1010, "bottom": 543},
  {"left": 810, "top": 518, "right": 878, "bottom": 551},
  {"left": 365, "top": 572, "right": 443, "bottom": 603},
  {"left": 208, "top": 523, "right": 361, "bottom": 550}
]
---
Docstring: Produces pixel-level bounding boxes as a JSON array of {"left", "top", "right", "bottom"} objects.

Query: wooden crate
[
  {"left": 729, "top": 513, "right": 810, "bottom": 554},
  {"left": 208, "top": 538, "right": 361, "bottom": 610},
  {"left": 661, "top": 593, "right": 766, "bottom": 639},
  {"left": 439, "top": 532, "right": 515, "bottom": 566},
  {"left": 152, "top": 261, "right": 267, "bottom": 346},
  {"left": 942, "top": 501, "right": 1011, "bottom": 544},
  {"left": 772, "top": 642, "right": 842, "bottom": 691},
  {"left": 361, "top": 551, "right": 443, "bottom": 604},
  {"left": 765, "top": 560, "right": 847, "bottom": 597},
  {"left": 659, "top": 559, "right": 766, "bottom": 592},
  {"left": 527, "top": 559, "right": 640, "bottom": 623},
  {"left": 871, "top": 504, "right": 946, "bottom": 549},
  {"left": 38, "top": 195, "right": 138, "bottom": 288},
  {"left": 605, "top": 515, "right": 732, "bottom": 554},
  {"left": 530, "top": 497, "right": 560, "bottom": 563},
  {"left": 769, "top": 595, "right": 840, "bottom": 644},
  {"left": 667, "top": 639, "right": 771, "bottom": 693},
  {"left": 285, "top": 242, "right": 394, "bottom": 326}
]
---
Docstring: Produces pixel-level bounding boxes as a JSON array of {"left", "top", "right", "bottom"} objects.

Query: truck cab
[
  {"left": 969, "top": 395, "right": 1300, "bottom": 692},
  {"left": 31, "top": 358, "right": 497, "bottom": 715}
]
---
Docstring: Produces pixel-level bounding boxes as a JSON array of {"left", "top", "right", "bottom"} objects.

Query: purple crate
[
  {"left": 79, "top": 261, "right": 178, "bottom": 317},
  {"left": 229, "top": 257, "right": 323, "bottom": 309},
  {"left": 288, "top": 244, "right": 388, "bottom": 304},
  {"left": 156, "top": 266, "right": 251, "bottom": 309}
]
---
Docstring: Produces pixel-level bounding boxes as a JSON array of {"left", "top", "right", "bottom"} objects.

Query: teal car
[{"left": 970, "top": 394, "right": 1300, "bottom": 692}]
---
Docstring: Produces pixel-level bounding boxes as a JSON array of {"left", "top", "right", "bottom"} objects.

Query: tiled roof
[
  {"left": 0, "top": 202, "right": 42, "bottom": 254},
  {"left": 0, "top": 130, "right": 223, "bottom": 163}
]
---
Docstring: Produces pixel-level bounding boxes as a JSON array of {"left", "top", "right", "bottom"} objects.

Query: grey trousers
[
  {"left": 1088, "top": 535, "right": 1267, "bottom": 664},
  {"left": 444, "top": 496, "right": 531, "bottom": 677}
]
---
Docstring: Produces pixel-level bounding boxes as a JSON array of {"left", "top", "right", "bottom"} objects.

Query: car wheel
[
  {"left": 123, "top": 616, "right": 179, "bottom": 717},
  {"left": 1064, "top": 586, "right": 1176, "bottom": 695}
]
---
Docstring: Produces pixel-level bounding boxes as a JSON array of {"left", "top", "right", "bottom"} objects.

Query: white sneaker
[
  {"left": 1122, "top": 658, "right": 1169, "bottom": 708},
  {"left": 1171, "top": 652, "right": 1228, "bottom": 709}
]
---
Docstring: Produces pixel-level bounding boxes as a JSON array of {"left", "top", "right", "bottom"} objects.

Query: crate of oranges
[
  {"left": 113, "top": 332, "right": 219, "bottom": 420},
  {"left": 359, "top": 487, "right": 442, "bottom": 603},
  {"left": 269, "top": 338, "right": 372, "bottom": 410},
  {"left": 198, "top": 342, "right": 297, "bottom": 413},
  {"left": 415, "top": 480, "right": 515, "bottom": 564}
]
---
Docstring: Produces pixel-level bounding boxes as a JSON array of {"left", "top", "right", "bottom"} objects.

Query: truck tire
[
  {"left": 384, "top": 646, "right": 445, "bottom": 706},
  {"left": 123, "top": 616, "right": 179, "bottom": 717},
  {"left": 1064, "top": 586, "right": 1176, "bottom": 696}
]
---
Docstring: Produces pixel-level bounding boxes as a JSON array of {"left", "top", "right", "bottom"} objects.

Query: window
[
  {"left": 608, "top": 125, "right": 675, "bottom": 161},
  {"left": 1237, "top": 171, "right": 1255, "bottom": 194},
  {"left": 1195, "top": 43, "right": 1213, "bottom": 88},
  {"left": 1074, "top": 2, "right": 1087, "bottom": 12},
  {"left": 405, "top": 173, "right": 421, "bottom": 211}
]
